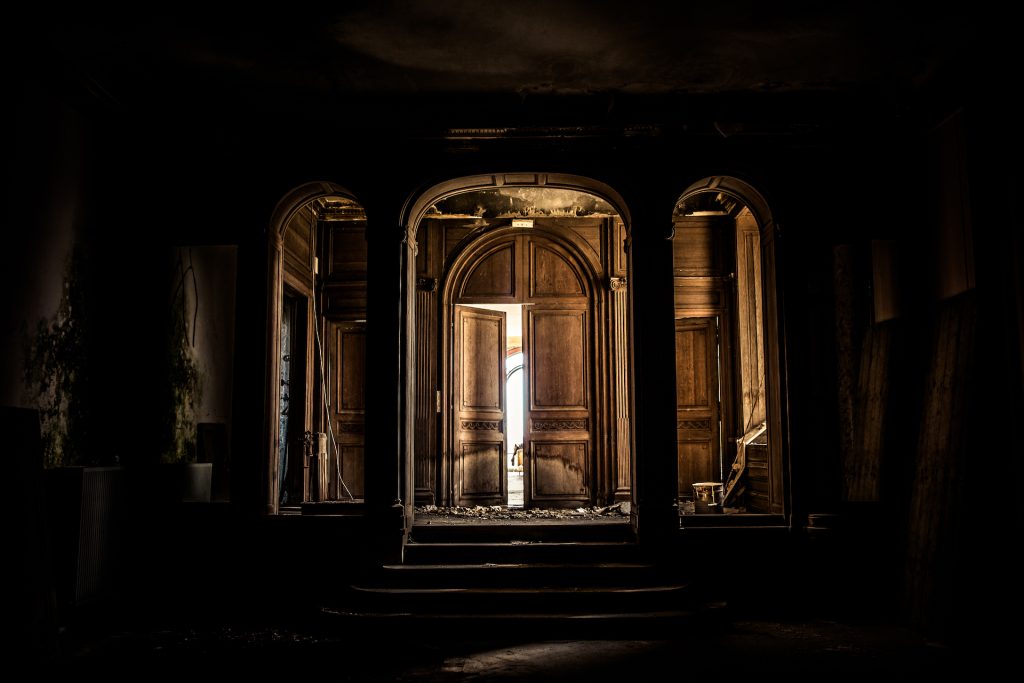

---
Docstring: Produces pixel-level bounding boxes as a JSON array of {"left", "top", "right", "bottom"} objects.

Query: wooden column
[
  {"left": 610, "top": 276, "right": 632, "bottom": 500},
  {"left": 363, "top": 204, "right": 410, "bottom": 561},
  {"left": 761, "top": 221, "right": 789, "bottom": 516},
  {"left": 413, "top": 219, "right": 442, "bottom": 505},
  {"left": 414, "top": 282, "right": 437, "bottom": 504},
  {"left": 627, "top": 197, "right": 679, "bottom": 543}
]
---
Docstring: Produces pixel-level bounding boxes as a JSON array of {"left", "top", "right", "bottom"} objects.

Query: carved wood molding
[
  {"left": 417, "top": 277, "right": 439, "bottom": 292},
  {"left": 678, "top": 419, "right": 712, "bottom": 430},
  {"left": 608, "top": 276, "right": 628, "bottom": 291},
  {"left": 461, "top": 420, "right": 502, "bottom": 431},
  {"left": 532, "top": 419, "right": 588, "bottom": 431}
]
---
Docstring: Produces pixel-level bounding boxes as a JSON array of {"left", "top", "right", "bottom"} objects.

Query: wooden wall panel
[
  {"left": 846, "top": 325, "right": 891, "bottom": 502},
  {"left": 324, "top": 220, "right": 368, "bottom": 318},
  {"left": 672, "top": 217, "right": 729, "bottom": 276},
  {"left": 531, "top": 217, "right": 603, "bottom": 274},
  {"left": 745, "top": 442, "right": 770, "bottom": 513},
  {"left": 568, "top": 223, "right": 602, "bottom": 261},
  {"left": 329, "top": 223, "right": 368, "bottom": 279},
  {"left": 905, "top": 294, "right": 976, "bottom": 627},
  {"left": 444, "top": 225, "right": 476, "bottom": 261},
  {"left": 283, "top": 206, "right": 314, "bottom": 278},
  {"left": 338, "top": 329, "right": 366, "bottom": 411},
  {"left": 323, "top": 283, "right": 368, "bottom": 319},
  {"left": 340, "top": 445, "right": 364, "bottom": 499},
  {"left": 678, "top": 441, "right": 713, "bottom": 495},
  {"left": 674, "top": 286, "right": 723, "bottom": 310}
]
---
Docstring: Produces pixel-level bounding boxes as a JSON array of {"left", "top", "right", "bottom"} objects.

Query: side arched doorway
[
  {"left": 672, "top": 176, "right": 789, "bottom": 518},
  {"left": 265, "top": 182, "right": 368, "bottom": 515}
]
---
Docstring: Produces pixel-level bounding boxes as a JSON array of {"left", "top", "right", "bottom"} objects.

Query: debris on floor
[{"left": 415, "top": 504, "right": 631, "bottom": 520}]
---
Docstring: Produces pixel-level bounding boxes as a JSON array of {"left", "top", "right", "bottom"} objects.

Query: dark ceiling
[{"left": 13, "top": 3, "right": 993, "bottom": 136}]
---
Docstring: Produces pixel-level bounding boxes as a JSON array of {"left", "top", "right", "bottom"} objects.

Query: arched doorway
[
  {"left": 443, "top": 227, "right": 600, "bottom": 508},
  {"left": 265, "top": 182, "right": 368, "bottom": 514},
  {"left": 671, "top": 176, "right": 788, "bottom": 518},
  {"left": 400, "top": 175, "right": 633, "bottom": 513}
]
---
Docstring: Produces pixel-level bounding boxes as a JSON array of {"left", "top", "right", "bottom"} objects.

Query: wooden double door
[{"left": 450, "top": 233, "right": 593, "bottom": 509}]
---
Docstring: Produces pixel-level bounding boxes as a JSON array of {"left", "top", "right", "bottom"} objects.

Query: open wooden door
[
  {"left": 523, "top": 304, "right": 592, "bottom": 508},
  {"left": 330, "top": 320, "right": 366, "bottom": 499},
  {"left": 675, "top": 317, "right": 722, "bottom": 500},
  {"left": 453, "top": 306, "right": 507, "bottom": 506}
]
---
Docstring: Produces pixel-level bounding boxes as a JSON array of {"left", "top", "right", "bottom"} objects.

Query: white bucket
[{"left": 693, "top": 482, "right": 724, "bottom": 514}]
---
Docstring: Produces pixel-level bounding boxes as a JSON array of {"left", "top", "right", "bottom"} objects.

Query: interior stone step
[
  {"left": 344, "top": 583, "right": 691, "bottom": 614},
  {"left": 403, "top": 541, "right": 642, "bottom": 565},
  {"left": 363, "top": 562, "right": 668, "bottom": 589},
  {"left": 318, "top": 603, "right": 729, "bottom": 640}
]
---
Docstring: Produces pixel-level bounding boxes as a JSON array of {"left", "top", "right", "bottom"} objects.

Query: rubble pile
[{"left": 414, "top": 503, "right": 630, "bottom": 520}]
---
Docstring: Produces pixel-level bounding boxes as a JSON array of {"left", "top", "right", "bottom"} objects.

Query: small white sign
[{"left": 512, "top": 219, "right": 534, "bottom": 228}]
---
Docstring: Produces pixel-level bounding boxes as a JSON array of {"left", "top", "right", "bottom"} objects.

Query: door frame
[
  {"left": 265, "top": 182, "right": 362, "bottom": 515},
  {"left": 439, "top": 225, "right": 603, "bottom": 507}
]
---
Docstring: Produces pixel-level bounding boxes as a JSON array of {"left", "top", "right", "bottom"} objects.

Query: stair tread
[
  {"left": 406, "top": 541, "right": 637, "bottom": 547},
  {"left": 383, "top": 562, "right": 654, "bottom": 569},
  {"left": 350, "top": 584, "right": 687, "bottom": 594},
  {"left": 324, "top": 608, "right": 698, "bottom": 619}
]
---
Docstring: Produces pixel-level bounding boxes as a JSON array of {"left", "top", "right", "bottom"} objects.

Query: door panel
[
  {"left": 462, "top": 243, "right": 516, "bottom": 298},
  {"left": 530, "top": 311, "right": 587, "bottom": 408},
  {"left": 675, "top": 317, "right": 721, "bottom": 500},
  {"left": 454, "top": 306, "right": 507, "bottom": 505},
  {"left": 524, "top": 306, "right": 591, "bottom": 508},
  {"left": 531, "top": 441, "right": 589, "bottom": 500},
  {"left": 331, "top": 322, "right": 366, "bottom": 498},
  {"left": 530, "top": 243, "right": 584, "bottom": 296},
  {"left": 459, "top": 442, "right": 505, "bottom": 500}
]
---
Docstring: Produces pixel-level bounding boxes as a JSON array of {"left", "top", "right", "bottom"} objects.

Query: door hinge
[{"left": 436, "top": 390, "right": 442, "bottom": 414}]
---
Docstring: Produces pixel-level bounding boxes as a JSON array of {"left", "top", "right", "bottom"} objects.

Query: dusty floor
[
  {"left": 38, "top": 504, "right": 995, "bottom": 672},
  {"left": 414, "top": 504, "right": 631, "bottom": 523},
  {"left": 58, "top": 614, "right": 977, "bottom": 675},
  {"left": 413, "top": 503, "right": 750, "bottom": 521}
]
